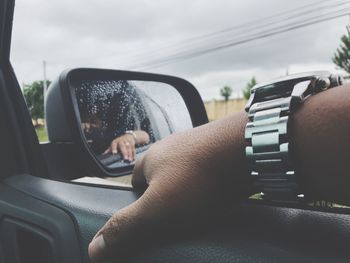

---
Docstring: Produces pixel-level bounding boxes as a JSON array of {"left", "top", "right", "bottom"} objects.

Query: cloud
[{"left": 11, "top": 0, "right": 349, "bottom": 100}]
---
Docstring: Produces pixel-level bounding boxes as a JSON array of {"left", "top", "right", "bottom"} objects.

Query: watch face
[
  {"left": 250, "top": 71, "right": 330, "bottom": 93},
  {"left": 245, "top": 71, "right": 333, "bottom": 111}
]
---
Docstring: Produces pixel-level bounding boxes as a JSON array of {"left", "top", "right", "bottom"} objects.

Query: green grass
[
  {"left": 35, "top": 126, "right": 48, "bottom": 142},
  {"left": 249, "top": 193, "right": 349, "bottom": 209},
  {"left": 249, "top": 193, "right": 262, "bottom": 200}
]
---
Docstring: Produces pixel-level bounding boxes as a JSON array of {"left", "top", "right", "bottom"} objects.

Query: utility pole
[
  {"left": 43, "top": 60, "right": 48, "bottom": 127},
  {"left": 43, "top": 60, "right": 48, "bottom": 97}
]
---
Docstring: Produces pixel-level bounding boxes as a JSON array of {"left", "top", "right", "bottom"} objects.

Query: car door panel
[
  {"left": 4, "top": 174, "right": 350, "bottom": 263},
  {"left": 0, "top": 182, "right": 81, "bottom": 263},
  {"left": 4, "top": 174, "right": 139, "bottom": 263}
]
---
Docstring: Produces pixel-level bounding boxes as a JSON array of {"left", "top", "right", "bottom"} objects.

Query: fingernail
[
  {"left": 112, "top": 150, "right": 117, "bottom": 154},
  {"left": 88, "top": 235, "right": 106, "bottom": 261}
]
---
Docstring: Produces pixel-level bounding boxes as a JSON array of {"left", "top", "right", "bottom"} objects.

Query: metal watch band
[
  {"left": 245, "top": 96, "right": 298, "bottom": 201},
  {"left": 245, "top": 72, "right": 344, "bottom": 202}
]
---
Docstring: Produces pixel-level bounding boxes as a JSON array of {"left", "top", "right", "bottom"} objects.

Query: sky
[{"left": 10, "top": 0, "right": 349, "bottom": 101}]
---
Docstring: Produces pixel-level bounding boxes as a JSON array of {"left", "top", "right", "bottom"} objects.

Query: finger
[
  {"left": 119, "top": 143, "right": 128, "bottom": 160},
  {"left": 126, "top": 144, "right": 133, "bottom": 161},
  {"left": 131, "top": 145, "right": 136, "bottom": 161},
  {"left": 132, "top": 155, "right": 147, "bottom": 190},
  {"left": 88, "top": 187, "right": 159, "bottom": 261},
  {"left": 88, "top": 176, "right": 204, "bottom": 262},
  {"left": 111, "top": 141, "right": 118, "bottom": 155},
  {"left": 103, "top": 147, "right": 111, "bottom": 155}
]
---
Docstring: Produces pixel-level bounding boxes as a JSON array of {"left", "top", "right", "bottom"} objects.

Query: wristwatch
[
  {"left": 125, "top": 130, "right": 137, "bottom": 144},
  {"left": 245, "top": 71, "right": 344, "bottom": 202}
]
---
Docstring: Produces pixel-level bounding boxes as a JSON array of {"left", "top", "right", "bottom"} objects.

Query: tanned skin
[{"left": 89, "top": 84, "right": 350, "bottom": 262}]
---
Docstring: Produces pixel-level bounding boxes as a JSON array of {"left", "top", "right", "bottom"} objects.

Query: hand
[
  {"left": 81, "top": 122, "right": 91, "bottom": 133},
  {"left": 87, "top": 85, "right": 350, "bottom": 262},
  {"left": 88, "top": 112, "right": 251, "bottom": 261},
  {"left": 81, "top": 122, "right": 96, "bottom": 144},
  {"left": 81, "top": 122, "right": 99, "bottom": 133},
  {"left": 103, "top": 134, "right": 136, "bottom": 161}
]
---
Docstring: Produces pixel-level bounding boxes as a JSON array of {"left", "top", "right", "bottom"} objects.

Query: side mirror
[{"left": 45, "top": 68, "right": 208, "bottom": 177}]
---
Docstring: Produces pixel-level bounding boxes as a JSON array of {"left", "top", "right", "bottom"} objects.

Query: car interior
[{"left": 1, "top": 0, "right": 350, "bottom": 262}]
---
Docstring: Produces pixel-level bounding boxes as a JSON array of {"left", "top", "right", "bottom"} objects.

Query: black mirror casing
[{"left": 45, "top": 68, "right": 208, "bottom": 177}]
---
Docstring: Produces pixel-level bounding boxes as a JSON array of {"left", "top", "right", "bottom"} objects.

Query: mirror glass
[{"left": 74, "top": 79, "right": 193, "bottom": 170}]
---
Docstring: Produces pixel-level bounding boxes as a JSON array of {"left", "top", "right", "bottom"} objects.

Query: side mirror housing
[{"left": 45, "top": 68, "right": 208, "bottom": 178}]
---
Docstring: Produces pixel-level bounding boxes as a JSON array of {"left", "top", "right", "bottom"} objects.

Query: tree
[
  {"left": 220, "top": 85, "right": 232, "bottom": 102},
  {"left": 23, "top": 80, "right": 51, "bottom": 120},
  {"left": 220, "top": 85, "right": 232, "bottom": 115},
  {"left": 243, "top": 76, "right": 257, "bottom": 100},
  {"left": 332, "top": 31, "right": 350, "bottom": 73}
]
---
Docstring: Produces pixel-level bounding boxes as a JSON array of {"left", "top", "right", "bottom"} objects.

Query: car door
[{"left": 2, "top": 0, "right": 350, "bottom": 263}]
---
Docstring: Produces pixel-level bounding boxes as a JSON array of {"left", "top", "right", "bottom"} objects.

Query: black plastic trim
[
  {"left": 0, "top": 182, "right": 82, "bottom": 263},
  {"left": 0, "top": 0, "right": 50, "bottom": 178},
  {"left": 0, "top": 0, "right": 11, "bottom": 65}
]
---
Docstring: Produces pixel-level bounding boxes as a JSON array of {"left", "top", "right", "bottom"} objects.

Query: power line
[
  {"left": 121, "top": 0, "right": 348, "bottom": 65},
  {"left": 139, "top": 11, "right": 349, "bottom": 69},
  {"left": 129, "top": 7, "right": 349, "bottom": 68},
  {"left": 127, "top": 8, "right": 350, "bottom": 70}
]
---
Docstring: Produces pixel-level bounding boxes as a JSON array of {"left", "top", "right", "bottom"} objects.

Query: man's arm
[{"left": 89, "top": 84, "right": 350, "bottom": 261}]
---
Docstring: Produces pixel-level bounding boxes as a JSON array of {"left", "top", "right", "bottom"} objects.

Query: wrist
[
  {"left": 125, "top": 130, "right": 137, "bottom": 144},
  {"left": 244, "top": 73, "right": 344, "bottom": 203},
  {"left": 192, "top": 111, "right": 252, "bottom": 197}
]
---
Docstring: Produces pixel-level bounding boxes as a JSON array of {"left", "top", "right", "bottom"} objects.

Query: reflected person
[{"left": 77, "top": 80, "right": 154, "bottom": 161}]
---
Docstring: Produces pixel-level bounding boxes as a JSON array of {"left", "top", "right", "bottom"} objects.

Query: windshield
[{"left": 10, "top": 0, "right": 350, "bottom": 206}]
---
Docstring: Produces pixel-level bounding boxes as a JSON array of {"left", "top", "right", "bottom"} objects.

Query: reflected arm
[{"left": 132, "top": 130, "right": 150, "bottom": 145}]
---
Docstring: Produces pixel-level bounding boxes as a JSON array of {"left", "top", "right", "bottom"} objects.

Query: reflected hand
[
  {"left": 81, "top": 122, "right": 91, "bottom": 133},
  {"left": 103, "top": 134, "right": 136, "bottom": 161},
  {"left": 81, "top": 122, "right": 99, "bottom": 133}
]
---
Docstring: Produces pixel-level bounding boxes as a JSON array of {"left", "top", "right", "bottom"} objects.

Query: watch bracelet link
[
  {"left": 245, "top": 96, "right": 299, "bottom": 202},
  {"left": 245, "top": 73, "right": 344, "bottom": 203}
]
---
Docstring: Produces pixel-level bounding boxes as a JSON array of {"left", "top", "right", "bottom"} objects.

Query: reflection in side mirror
[
  {"left": 75, "top": 79, "right": 192, "bottom": 170},
  {"left": 46, "top": 68, "right": 208, "bottom": 178}
]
